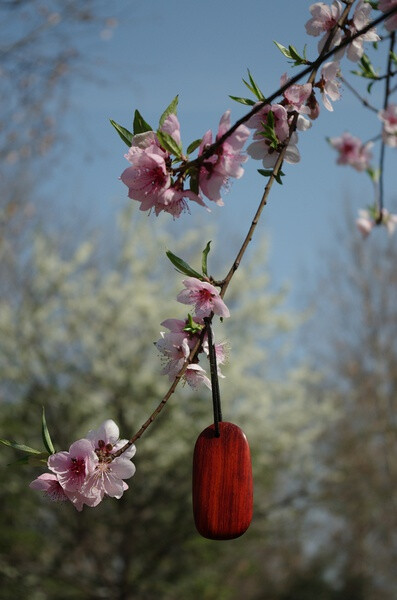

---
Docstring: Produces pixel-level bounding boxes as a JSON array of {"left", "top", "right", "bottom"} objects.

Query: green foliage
[
  {"left": 41, "top": 407, "right": 55, "bottom": 455},
  {"left": 186, "top": 138, "right": 202, "bottom": 155},
  {"left": 258, "top": 168, "right": 286, "bottom": 184},
  {"left": 166, "top": 249, "right": 203, "bottom": 279},
  {"left": 201, "top": 241, "right": 211, "bottom": 277},
  {"left": 274, "top": 41, "right": 308, "bottom": 66},
  {"left": 109, "top": 119, "right": 133, "bottom": 147},
  {"left": 133, "top": 109, "right": 152, "bottom": 135},
  {"left": 156, "top": 130, "right": 182, "bottom": 157},
  {"left": 230, "top": 69, "right": 265, "bottom": 106}
]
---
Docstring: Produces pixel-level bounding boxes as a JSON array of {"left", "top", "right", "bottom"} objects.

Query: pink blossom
[
  {"left": 156, "top": 331, "right": 193, "bottom": 378},
  {"left": 379, "top": 0, "right": 397, "bottom": 32},
  {"left": 185, "top": 364, "right": 212, "bottom": 389},
  {"left": 247, "top": 104, "right": 300, "bottom": 168},
  {"left": 356, "top": 209, "right": 374, "bottom": 237},
  {"left": 82, "top": 422, "right": 137, "bottom": 504},
  {"left": 379, "top": 104, "right": 397, "bottom": 134},
  {"left": 379, "top": 104, "right": 397, "bottom": 147},
  {"left": 177, "top": 277, "right": 230, "bottom": 318},
  {"left": 154, "top": 187, "right": 208, "bottom": 218},
  {"left": 121, "top": 144, "right": 170, "bottom": 209},
  {"left": 203, "top": 338, "right": 228, "bottom": 379},
  {"left": 198, "top": 111, "right": 249, "bottom": 205},
  {"left": 356, "top": 208, "right": 397, "bottom": 237},
  {"left": 29, "top": 473, "right": 69, "bottom": 502},
  {"left": 382, "top": 209, "right": 397, "bottom": 235},
  {"left": 318, "top": 61, "right": 341, "bottom": 111},
  {"left": 48, "top": 439, "right": 98, "bottom": 492},
  {"left": 346, "top": 0, "right": 379, "bottom": 62},
  {"left": 160, "top": 113, "right": 182, "bottom": 147},
  {"left": 280, "top": 74, "right": 312, "bottom": 115},
  {"left": 29, "top": 473, "right": 98, "bottom": 510},
  {"left": 305, "top": 1, "right": 344, "bottom": 52},
  {"left": 329, "top": 132, "right": 372, "bottom": 171}
]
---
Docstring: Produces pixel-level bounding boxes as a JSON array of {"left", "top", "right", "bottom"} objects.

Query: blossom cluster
[
  {"left": 120, "top": 109, "right": 249, "bottom": 218},
  {"left": 30, "top": 420, "right": 136, "bottom": 511},
  {"left": 156, "top": 277, "right": 229, "bottom": 389},
  {"left": 356, "top": 207, "right": 397, "bottom": 237},
  {"left": 306, "top": 0, "right": 379, "bottom": 61}
]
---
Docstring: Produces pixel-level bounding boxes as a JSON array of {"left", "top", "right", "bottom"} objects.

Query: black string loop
[{"left": 204, "top": 317, "right": 223, "bottom": 437}]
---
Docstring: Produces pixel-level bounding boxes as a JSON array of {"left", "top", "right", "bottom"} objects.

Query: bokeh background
[{"left": 1, "top": 1, "right": 397, "bottom": 598}]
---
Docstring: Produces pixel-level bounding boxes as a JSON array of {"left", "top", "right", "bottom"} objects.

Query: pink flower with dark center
[
  {"left": 121, "top": 144, "right": 171, "bottom": 208},
  {"left": 379, "top": 0, "right": 397, "bottom": 32},
  {"left": 198, "top": 111, "right": 249, "bottom": 205},
  {"left": 82, "top": 458, "right": 136, "bottom": 502},
  {"left": 177, "top": 277, "right": 230, "bottom": 318},
  {"left": 81, "top": 419, "right": 136, "bottom": 504},
  {"left": 48, "top": 439, "right": 98, "bottom": 492},
  {"left": 318, "top": 61, "right": 341, "bottom": 111},
  {"left": 346, "top": 0, "right": 379, "bottom": 62},
  {"left": 86, "top": 419, "right": 136, "bottom": 461},
  {"left": 329, "top": 132, "right": 372, "bottom": 171},
  {"left": 305, "top": 1, "right": 344, "bottom": 52}
]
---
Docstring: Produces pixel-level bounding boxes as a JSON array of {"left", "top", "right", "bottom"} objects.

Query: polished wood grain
[{"left": 192, "top": 421, "right": 253, "bottom": 540}]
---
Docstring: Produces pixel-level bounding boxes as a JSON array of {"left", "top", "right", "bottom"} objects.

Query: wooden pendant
[{"left": 192, "top": 422, "right": 253, "bottom": 540}]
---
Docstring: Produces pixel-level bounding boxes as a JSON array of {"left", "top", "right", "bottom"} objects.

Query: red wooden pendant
[{"left": 192, "top": 422, "right": 253, "bottom": 540}]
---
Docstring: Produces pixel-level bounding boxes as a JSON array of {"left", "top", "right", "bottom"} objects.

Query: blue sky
[{"left": 47, "top": 0, "right": 396, "bottom": 305}]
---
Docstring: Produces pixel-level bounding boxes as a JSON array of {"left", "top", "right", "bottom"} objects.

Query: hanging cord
[{"left": 204, "top": 317, "right": 223, "bottom": 437}]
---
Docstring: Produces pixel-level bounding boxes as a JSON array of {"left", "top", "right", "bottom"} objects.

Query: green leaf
[
  {"left": 110, "top": 119, "right": 133, "bottom": 147},
  {"left": 201, "top": 241, "right": 211, "bottom": 276},
  {"left": 258, "top": 169, "right": 273, "bottom": 178},
  {"left": 390, "top": 51, "right": 397, "bottom": 65},
  {"left": 242, "top": 70, "right": 265, "bottom": 101},
  {"left": 274, "top": 41, "right": 308, "bottom": 66},
  {"left": 0, "top": 439, "right": 42, "bottom": 454},
  {"left": 157, "top": 130, "right": 182, "bottom": 158},
  {"left": 166, "top": 250, "right": 203, "bottom": 280},
  {"left": 247, "top": 70, "right": 265, "bottom": 100},
  {"left": 186, "top": 138, "right": 202, "bottom": 154},
  {"left": 189, "top": 170, "right": 199, "bottom": 195},
  {"left": 133, "top": 110, "right": 152, "bottom": 135},
  {"left": 229, "top": 95, "right": 256, "bottom": 106},
  {"left": 41, "top": 407, "right": 55, "bottom": 455},
  {"left": 366, "top": 167, "right": 380, "bottom": 183},
  {"left": 258, "top": 169, "right": 285, "bottom": 184},
  {"left": 274, "top": 41, "right": 292, "bottom": 59},
  {"left": 159, "top": 95, "right": 179, "bottom": 127}
]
